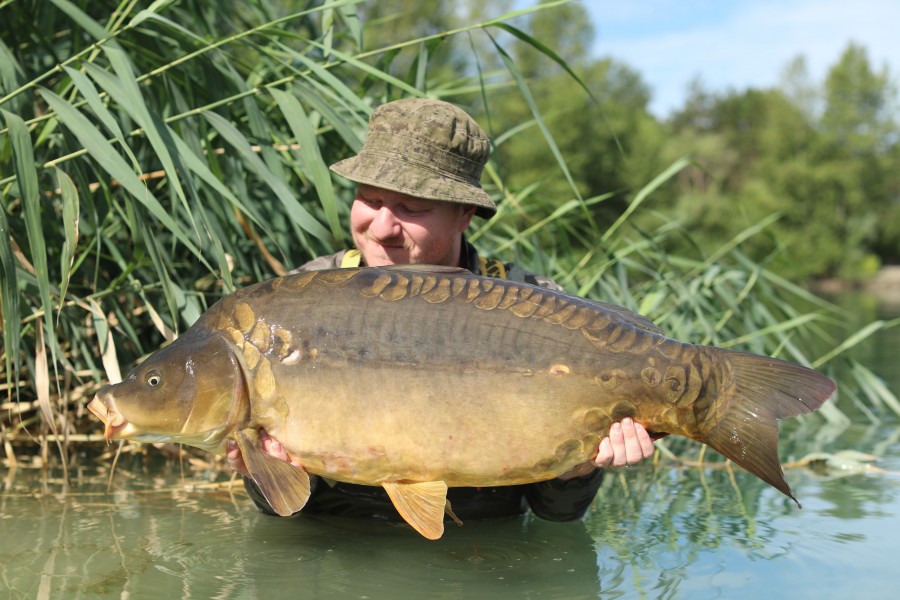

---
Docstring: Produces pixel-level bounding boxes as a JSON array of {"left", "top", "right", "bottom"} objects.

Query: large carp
[{"left": 88, "top": 265, "right": 834, "bottom": 539}]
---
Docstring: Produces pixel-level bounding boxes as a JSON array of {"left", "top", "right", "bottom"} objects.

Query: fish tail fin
[{"left": 701, "top": 351, "right": 835, "bottom": 507}]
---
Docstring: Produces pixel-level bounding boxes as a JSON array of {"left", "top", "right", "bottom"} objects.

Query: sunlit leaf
[{"left": 87, "top": 299, "right": 122, "bottom": 385}]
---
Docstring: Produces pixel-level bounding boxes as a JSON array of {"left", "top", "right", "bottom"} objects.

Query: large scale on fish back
[{"left": 87, "top": 265, "right": 835, "bottom": 539}]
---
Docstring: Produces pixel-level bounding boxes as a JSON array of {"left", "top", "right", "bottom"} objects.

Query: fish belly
[{"left": 222, "top": 269, "right": 663, "bottom": 488}]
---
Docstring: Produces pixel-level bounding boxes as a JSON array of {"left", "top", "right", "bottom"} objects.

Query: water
[{"left": 2, "top": 296, "right": 898, "bottom": 599}]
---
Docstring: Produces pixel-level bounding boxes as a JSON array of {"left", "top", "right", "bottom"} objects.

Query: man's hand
[
  {"left": 595, "top": 417, "right": 655, "bottom": 468},
  {"left": 225, "top": 429, "right": 300, "bottom": 477},
  {"left": 558, "top": 418, "right": 655, "bottom": 480}
]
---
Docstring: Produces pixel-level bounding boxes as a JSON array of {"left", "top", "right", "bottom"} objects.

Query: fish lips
[{"left": 87, "top": 392, "right": 133, "bottom": 441}]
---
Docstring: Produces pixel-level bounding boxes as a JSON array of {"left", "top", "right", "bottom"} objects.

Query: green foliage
[
  {"left": 0, "top": 0, "right": 896, "bottom": 457},
  {"left": 661, "top": 45, "right": 900, "bottom": 280}
]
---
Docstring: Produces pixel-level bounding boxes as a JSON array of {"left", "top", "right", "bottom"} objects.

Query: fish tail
[{"left": 700, "top": 351, "right": 835, "bottom": 507}]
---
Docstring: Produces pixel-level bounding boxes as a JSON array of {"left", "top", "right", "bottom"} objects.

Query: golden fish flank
[
  {"left": 596, "top": 370, "right": 624, "bottom": 389},
  {"left": 641, "top": 366, "right": 662, "bottom": 387},
  {"left": 549, "top": 364, "right": 571, "bottom": 376},
  {"left": 86, "top": 265, "right": 835, "bottom": 541}
]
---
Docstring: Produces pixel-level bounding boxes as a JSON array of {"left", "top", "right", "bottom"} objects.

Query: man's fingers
[
  {"left": 225, "top": 439, "right": 249, "bottom": 476},
  {"left": 593, "top": 419, "right": 657, "bottom": 470},
  {"left": 226, "top": 430, "right": 295, "bottom": 477},
  {"left": 634, "top": 421, "right": 656, "bottom": 459},
  {"left": 608, "top": 421, "right": 627, "bottom": 468},
  {"left": 620, "top": 417, "right": 643, "bottom": 465},
  {"left": 260, "top": 429, "right": 292, "bottom": 463},
  {"left": 594, "top": 437, "right": 614, "bottom": 469}
]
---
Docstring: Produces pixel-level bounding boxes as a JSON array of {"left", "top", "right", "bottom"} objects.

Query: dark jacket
[{"left": 244, "top": 240, "right": 604, "bottom": 522}]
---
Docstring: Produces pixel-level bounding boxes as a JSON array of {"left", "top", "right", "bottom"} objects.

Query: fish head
[{"left": 87, "top": 329, "right": 248, "bottom": 452}]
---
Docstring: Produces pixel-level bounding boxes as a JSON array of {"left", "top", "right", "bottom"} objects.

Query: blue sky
[{"left": 583, "top": 0, "right": 900, "bottom": 117}]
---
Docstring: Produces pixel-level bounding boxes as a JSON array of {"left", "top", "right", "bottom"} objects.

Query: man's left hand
[{"left": 558, "top": 417, "right": 655, "bottom": 480}]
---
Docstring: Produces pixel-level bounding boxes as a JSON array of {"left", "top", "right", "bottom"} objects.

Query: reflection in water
[
  {"left": 1, "top": 467, "right": 604, "bottom": 599},
  {"left": 2, "top": 426, "right": 898, "bottom": 600}
]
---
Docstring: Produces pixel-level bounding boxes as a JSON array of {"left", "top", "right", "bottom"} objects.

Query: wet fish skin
[{"left": 87, "top": 265, "right": 835, "bottom": 539}]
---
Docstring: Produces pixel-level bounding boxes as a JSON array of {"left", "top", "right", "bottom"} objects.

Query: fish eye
[{"left": 146, "top": 371, "right": 162, "bottom": 387}]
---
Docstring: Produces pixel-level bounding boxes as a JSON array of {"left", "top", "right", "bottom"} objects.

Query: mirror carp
[{"left": 88, "top": 265, "right": 835, "bottom": 539}]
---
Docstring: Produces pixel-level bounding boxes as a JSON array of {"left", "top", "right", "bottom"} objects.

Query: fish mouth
[{"left": 87, "top": 394, "right": 133, "bottom": 441}]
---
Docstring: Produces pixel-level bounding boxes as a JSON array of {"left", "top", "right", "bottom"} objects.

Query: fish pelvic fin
[
  {"left": 235, "top": 428, "right": 310, "bottom": 517},
  {"left": 382, "top": 481, "right": 450, "bottom": 540},
  {"left": 702, "top": 351, "right": 836, "bottom": 507}
]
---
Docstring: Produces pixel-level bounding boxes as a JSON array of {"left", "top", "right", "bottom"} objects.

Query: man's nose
[{"left": 370, "top": 207, "right": 401, "bottom": 239}]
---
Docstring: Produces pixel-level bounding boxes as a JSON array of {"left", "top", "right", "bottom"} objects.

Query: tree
[
  {"left": 821, "top": 43, "right": 897, "bottom": 156},
  {"left": 819, "top": 43, "right": 900, "bottom": 266}
]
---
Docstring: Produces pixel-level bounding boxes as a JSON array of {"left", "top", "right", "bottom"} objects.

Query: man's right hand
[{"left": 226, "top": 429, "right": 300, "bottom": 476}]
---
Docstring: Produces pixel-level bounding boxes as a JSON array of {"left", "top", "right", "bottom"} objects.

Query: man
[{"left": 228, "top": 98, "right": 655, "bottom": 523}]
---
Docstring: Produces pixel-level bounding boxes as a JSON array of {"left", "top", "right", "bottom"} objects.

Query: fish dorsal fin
[
  {"left": 382, "top": 481, "right": 449, "bottom": 540},
  {"left": 235, "top": 428, "right": 311, "bottom": 516},
  {"left": 380, "top": 264, "right": 468, "bottom": 274}
]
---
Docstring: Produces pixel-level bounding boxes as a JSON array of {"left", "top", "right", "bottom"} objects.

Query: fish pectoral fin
[
  {"left": 235, "top": 429, "right": 310, "bottom": 517},
  {"left": 382, "top": 481, "right": 449, "bottom": 540}
]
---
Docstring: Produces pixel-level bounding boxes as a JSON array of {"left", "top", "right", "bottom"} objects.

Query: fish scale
[{"left": 87, "top": 265, "right": 835, "bottom": 540}]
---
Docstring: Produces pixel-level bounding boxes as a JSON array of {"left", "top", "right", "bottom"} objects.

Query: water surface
[{"left": 2, "top": 296, "right": 897, "bottom": 599}]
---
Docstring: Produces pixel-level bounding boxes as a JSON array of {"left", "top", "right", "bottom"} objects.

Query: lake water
[{"left": 2, "top": 294, "right": 898, "bottom": 599}]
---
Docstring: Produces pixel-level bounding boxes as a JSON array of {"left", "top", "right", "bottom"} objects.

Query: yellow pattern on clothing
[{"left": 340, "top": 249, "right": 362, "bottom": 268}]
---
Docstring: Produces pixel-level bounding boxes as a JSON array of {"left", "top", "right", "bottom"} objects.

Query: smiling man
[{"left": 228, "top": 98, "right": 655, "bottom": 524}]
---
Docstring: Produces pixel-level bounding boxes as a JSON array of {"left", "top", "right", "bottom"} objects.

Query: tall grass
[{"left": 0, "top": 0, "right": 896, "bottom": 471}]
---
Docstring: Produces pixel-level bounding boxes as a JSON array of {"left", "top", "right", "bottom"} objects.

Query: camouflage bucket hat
[{"left": 330, "top": 98, "right": 497, "bottom": 218}]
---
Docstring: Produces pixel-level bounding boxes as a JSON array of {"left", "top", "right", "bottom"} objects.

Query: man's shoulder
[
  {"left": 289, "top": 250, "right": 348, "bottom": 274},
  {"left": 463, "top": 239, "right": 564, "bottom": 292},
  {"left": 504, "top": 263, "right": 565, "bottom": 293}
]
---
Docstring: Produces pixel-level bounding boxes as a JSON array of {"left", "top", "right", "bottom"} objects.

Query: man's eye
[{"left": 399, "top": 204, "right": 428, "bottom": 215}]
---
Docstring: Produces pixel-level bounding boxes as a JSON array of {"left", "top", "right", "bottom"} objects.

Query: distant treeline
[{"left": 468, "top": 7, "right": 899, "bottom": 282}]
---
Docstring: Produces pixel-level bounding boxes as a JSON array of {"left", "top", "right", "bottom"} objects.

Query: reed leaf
[
  {"left": 39, "top": 88, "right": 211, "bottom": 268},
  {"left": 270, "top": 87, "right": 344, "bottom": 244},
  {"left": 487, "top": 30, "right": 588, "bottom": 213},
  {"left": 56, "top": 168, "right": 79, "bottom": 321},
  {"left": 203, "top": 111, "right": 332, "bottom": 244},
  {"left": 3, "top": 109, "right": 60, "bottom": 371},
  {"left": 0, "top": 196, "right": 21, "bottom": 401}
]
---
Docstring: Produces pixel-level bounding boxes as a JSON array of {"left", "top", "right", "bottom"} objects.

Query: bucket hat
[{"left": 330, "top": 98, "right": 496, "bottom": 218}]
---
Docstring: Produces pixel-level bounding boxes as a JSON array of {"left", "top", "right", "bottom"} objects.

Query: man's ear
[{"left": 458, "top": 205, "right": 477, "bottom": 231}]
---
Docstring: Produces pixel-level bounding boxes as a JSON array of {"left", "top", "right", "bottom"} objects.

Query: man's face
[{"left": 350, "top": 184, "right": 475, "bottom": 267}]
